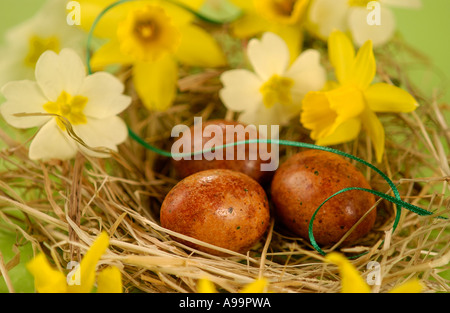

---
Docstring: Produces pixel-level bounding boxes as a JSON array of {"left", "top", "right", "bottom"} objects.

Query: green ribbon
[{"left": 86, "top": 0, "right": 446, "bottom": 258}]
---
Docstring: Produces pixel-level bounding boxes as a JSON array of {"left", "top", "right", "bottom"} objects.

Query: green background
[{"left": 0, "top": 0, "right": 449, "bottom": 293}]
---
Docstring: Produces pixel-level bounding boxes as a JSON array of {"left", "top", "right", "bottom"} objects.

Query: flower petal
[
  {"left": 79, "top": 72, "right": 131, "bottom": 119},
  {"left": 0, "top": 80, "right": 50, "bottom": 128},
  {"left": 96, "top": 267, "right": 123, "bottom": 293},
  {"left": 175, "top": 24, "right": 227, "bottom": 68},
  {"left": 306, "top": 0, "right": 349, "bottom": 40},
  {"left": 348, "top": 6, "right": 396, "bottom": 47},
  {"left": 326, "top": 253, "right": 371, "bottom": 293},
  {"left": 349, "top": 39, "right": 376, "bottom": 90},
  {"left": 328, "top": 30, "right": 355, "bottom": 85},
  {"left": 67, "top": 232, "right": 109, "bottom": 293},
  {"left": 219, "top": 69, "right": 263, "bottom": 112},
  {"left": 231, "top": 12, "right": 268, "bottom": 38},
  {"left": 133, "top": 56, "right": 178, "bottom": 112},
  {"left": 364, "top": 83, "right": 418, "bottom": 113},
  {"left": 285, "top": 49, "right": 327, "bottom": 98},
  {"left": 301, "top": 91, "right": 338, "bottom": 140},
  {"left": 35, "top": 49, "right": 86, "bottom": 101},
  {"left": 360, "top": 108, "right": 385, "bottom": 163},
  {"left": 73, "top": 116, "right": 128, "bottom": 158},
  {"left": 247, "top": 32, "right": 290, "bottom": 81},
  {"left": 90, "top": 39, "right": 135, "bottom": 70},
  {"left": 197, "top": 278, "right": 217, "bottom": 293},
  {"left": 26, "top": 254, "right": 67, "bottom": 293},
  {"left": 316, "top": 118, "right": 362, "bottom": 147},
  {"left": 389, "top": 279, "right": 423, "bottom": 293},
  {"left": 29, "top": 119, "right": 78, "bottom": 161},
  {"left": 240, "top": 279, "right": 268, "bottom": 293}
]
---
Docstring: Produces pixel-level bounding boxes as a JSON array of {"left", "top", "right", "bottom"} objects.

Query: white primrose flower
[
  {"left": 0, "top": 0, "right": 86, "bottom": 88},
  {"left": 219, "top": 32, "right": 326, "bottom": 138},
  {"left": 0, "top": 48, "right": 131, "bottom": 161},
  {"left": 306, "top": 0, "right": 422, "bottom": 47}
]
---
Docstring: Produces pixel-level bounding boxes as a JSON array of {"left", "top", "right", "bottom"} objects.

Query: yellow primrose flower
[
  {"left": 306, "top": 0, "right": 421, "bottom": 47},
  {"left": 26, "top": 232, "right": 122, "bottom": 293},
  {"left": 0, "top": 48, "right": 131, "bottom": 161},
  {"left": 220, "top": 32, "right": 326, "bottom": 139},
  {"left": 77, "top": 0, "right": 227, "bottom": 112},
  {"left": 229, "top": 0, "right": 310, "bottom": 61},
  {"left": 300, "top": 30, "right": 418, "bottom": 162},
  {"left": 198, "top": 277, "right": 269, "bottom": 293},
  {"left": 0, "top": 0, "right": 86, "bottom": 88},
  {"left": 326, "top": 253, "right": 423, "bottom": 293}
]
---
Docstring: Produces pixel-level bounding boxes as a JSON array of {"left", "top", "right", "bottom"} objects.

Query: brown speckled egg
[
  {"left": 160, "top": 169, "right": 271, "bottom": 256},
  {"left": 271, "top": 150, "right": 377, "bottom": 247},
  {"left": 171, "top": 120, "right": 274, "bottom": 185}
]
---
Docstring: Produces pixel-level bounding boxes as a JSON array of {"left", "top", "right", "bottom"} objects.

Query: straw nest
[{"left": 0, "top": 31, "right": 449, "bottom": 293}]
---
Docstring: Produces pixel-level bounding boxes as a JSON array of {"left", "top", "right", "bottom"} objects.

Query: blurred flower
[
  {"left": 0, "top": 0, "right": 86, "bottom": 88},
  {"left": 306, "top": 0, "right": 422, "bottom": 47},
  {"left": 300, "top": 30, "right": 418, "bottom": 162},
  {"left": 77, "top": 0, "right": 227, "bottom": 111},
  {"left": 326, "top": 252, "right": 423, "bottom": 293},
  {"left": 229, "top": 0, "right": 310, "bottom": 61},
  {"left": 0, "top": 48, "right": 131, "bottom": 161},
  {"left": 26, "top": 232, "right": 122, "bottom": 293},
  {"left": 198, "top": 277, "right": 268, "bottom": 293},
  {"left": 220, "top": 32, "right": 326, "bottom": 138}
]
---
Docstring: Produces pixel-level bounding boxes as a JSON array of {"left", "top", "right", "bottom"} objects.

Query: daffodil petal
[
  {"left": 26, "top": 254, "right": 68, "bottom": 293},
  {"left": 73, "top": 116, "right": 128, "bottom": 158},
  {"left": 231, "top": 12, "right": 268, "bottom": 38},
  {"left": 240, "top": 278, "right": 268, "bottom": 293},
  {"left": 328, "top": 30, "right": 355, "bottom": 85},
  {"left": 80, "top": 72, "right": 132, "bottom": 119},
  {"left": 29, "top": 119, "right": 78, "bottom": 161},
  {"left": 133, "top": 56, "right": 178, "bottom": 112},
  {"left": 175, "top": 24, "right": 227, "bottom": 68},
  {"left": 360, "top": 108, "right": 385, "bottom": 163},
  {"left": 229, "top": 0, "right": 255, "bottom": 11},
  {"left": 96, "top": 267, "right": 123, "bottom": 293},
  {"left": 364, "top": 83, "right": 418, "bottom": 113},
  {"left": 348, "top": 6, "right": 396, "bottom": 47},
  {"left": 159, "top": 0, "right": 205, "bottom": 26},
  {"left": 67, "top": 232, "right": 109, "bottom": 293},
  {"left": 0, "top": 80, "right": 50, "bottom": 128},
  {"left": 247, "top": 32, "right": 290, "bottom": 81},
  {"left": 90, "top": 39, "right": 135, "bottom": 70},
  {"left": 35, "top": 49, "right": 86, "bottom": 101},
  {"left": 316, "top": 118, "right": 362, "bottom": 147},
  {"left": 197, "top": 278, "right": 217, "bottom": 293},
  {"left": 219, "top": 69, "right": 263, "bottom": 113},
  {"left": 326, "top": 253, "right": 371, "bottom": 293},
  {"left": 389, "top": 279, "right": 423, "bottom": 293},
  {"left": 349, "top": 39, "right": 376, "bottom": 89},
  {"left": 301, "top": 91, "right": 337, "bottom": 140},
  {"left": 327, "top": 85, "right": 366, "bottom": 128}
]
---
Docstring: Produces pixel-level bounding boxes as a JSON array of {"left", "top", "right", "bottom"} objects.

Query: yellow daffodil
[
  {"left": 326, "top": 253, "right": 423, "bottom": 293},
  {"left": 26, "top": 232, "right": 122, "bottom": 293},
  {"left": 0, "top": 48, "right": 131, "bottom": 161},
  {"left": 198, "top": 277, "right": 268, "bottom": 293},
  {"left": 300, "top": 30, "right": 418, "bottom": 162},
  {"left": 77, "top": 0, "right": 227, "bottom": 112},
  {"left": 229, "top": 0, "right": 310, "bottom": 61},
  {"left": 220, "top": 32, "right": 326, "bottom": 139},
  {"left": 306, "top": 0, "right": 421, "bottom": 47},
  {"left": 0, "top": 0, "right": 86, "bottom": 88}
]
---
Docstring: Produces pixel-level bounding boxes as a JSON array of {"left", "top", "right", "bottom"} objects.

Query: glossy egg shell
[
  {"left": 160, "top": 169, "right": 271, "bottom": 256},
  {"left": 271, "top": 150, "right": 377, "bottom": 247},
  {"left": 171, "top": 120, "right": 274, "bottom": 184}
]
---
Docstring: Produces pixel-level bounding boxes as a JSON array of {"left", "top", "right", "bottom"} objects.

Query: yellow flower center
[
  {"left": 348, "top": 0, "right": 377, "bottom": 7},
  {"left": 43, "top": 91, "right": 88, "bottom": 131},
  {"left": 24, "top": 35, "right": 60, "bottom": 68},
  {"left": 117, "top": 5, "right": 181, "bottom": 62},
  {"left": 255, "top": 0, "right": 309, "bottom": 25},
  {"left": 260, "top": 75, "right": 295, "bottom": 108}
]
